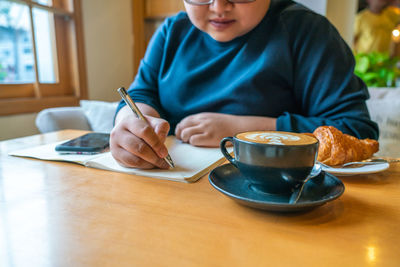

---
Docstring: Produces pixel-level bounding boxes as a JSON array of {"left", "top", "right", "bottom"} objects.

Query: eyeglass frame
[{"left": 184, "top": 0, "right": 256, "bottom": 6}]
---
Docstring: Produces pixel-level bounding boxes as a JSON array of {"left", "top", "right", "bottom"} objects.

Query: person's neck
[{"left": 369, "top": 5, "right": 387, "bottom": 14}]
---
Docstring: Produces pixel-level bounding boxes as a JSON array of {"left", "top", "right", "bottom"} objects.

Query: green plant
[{"left": 354, "top": 52, "right": 400, "bottom": 87}]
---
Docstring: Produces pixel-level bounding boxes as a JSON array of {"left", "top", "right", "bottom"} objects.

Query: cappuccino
[
  {"left": 220, "top": 130, "right": 319, "bottom": 194},
  {"left": 236, "top": 131, "right": 317, "bottom": 145}
]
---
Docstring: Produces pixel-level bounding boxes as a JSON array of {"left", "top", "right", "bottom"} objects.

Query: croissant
[{"left": 310, "top": 126, "right": 379, "bottom": 166}]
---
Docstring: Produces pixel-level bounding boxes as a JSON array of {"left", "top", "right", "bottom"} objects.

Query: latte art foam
[
  {"left": 245, "top": 133, "right": 300, "bottom": 145},
  {"left": 236, "top": 131, "right": 317, "bottom": 145}
]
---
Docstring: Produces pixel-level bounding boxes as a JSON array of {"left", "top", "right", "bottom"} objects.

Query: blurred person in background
[{"left": 354, "top": 0, "right": 400, "bottom": 56}]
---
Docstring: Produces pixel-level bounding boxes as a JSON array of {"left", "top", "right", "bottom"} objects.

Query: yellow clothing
[{"left": 354, "top": 6, "right": 400, "bottom": 54}]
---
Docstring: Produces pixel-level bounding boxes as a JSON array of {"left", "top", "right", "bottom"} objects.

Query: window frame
[
  {"left": 132, "top": 0, "right": 184, "bottom": 75},
  {"left": 0, "top": 0, "right": 87, "bottom": 115}
]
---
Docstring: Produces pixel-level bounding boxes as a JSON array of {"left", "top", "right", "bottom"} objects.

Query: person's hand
[
  {"left": 175, "top": 113, "right": 242, "bottom": 147},
  {"left": 175, "top": 112, "right": 277, "bottom": 147},
  {"left": 110, "top": 114, "right": 170, "bottom": 169}
]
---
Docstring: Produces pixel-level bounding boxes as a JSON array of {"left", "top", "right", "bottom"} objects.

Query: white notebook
[{"left": 9, "top": 136, "right": 232, "bottom": 183}]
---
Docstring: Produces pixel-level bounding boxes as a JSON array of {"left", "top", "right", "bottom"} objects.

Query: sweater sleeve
[{"left": 276, "top": 11, "right": 379, "bottom": 140}]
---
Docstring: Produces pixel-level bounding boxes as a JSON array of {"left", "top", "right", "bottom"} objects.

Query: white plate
[{"left": 320, "top": 162, "right": 390, "bottom": 176}]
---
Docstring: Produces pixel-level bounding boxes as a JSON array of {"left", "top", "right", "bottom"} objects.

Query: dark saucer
[{"left": 208, "top": 164, "right": 345, "bottom": 212}]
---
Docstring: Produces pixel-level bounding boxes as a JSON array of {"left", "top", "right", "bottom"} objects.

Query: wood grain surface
[{"left": 1, "top": 130, "right": 399, "bottom": 267}]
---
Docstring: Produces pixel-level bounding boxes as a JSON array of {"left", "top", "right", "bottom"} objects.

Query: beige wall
[
  {"left": 82, "top": 0, "right": 134, "bottom": 101},
  {"left": 0, "top": 0, "right": 133, "bottom": 141},
  {"left": 297, "top": 0, "right": 357, "bottom": 46},
  {"left": 0, "top": 114, "right": 38, "bottom": 140},
  {"left": 326, "top": 0, "right": 358, "bottom": 47}
]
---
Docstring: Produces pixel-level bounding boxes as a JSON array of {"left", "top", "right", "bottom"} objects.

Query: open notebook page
[{"left": 9, "top": 136, "right": 232, "bottom": 183}]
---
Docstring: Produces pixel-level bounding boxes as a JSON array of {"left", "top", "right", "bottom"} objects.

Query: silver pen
[{"left": 117, "top": 87, "right": 175, "bottom": 168}]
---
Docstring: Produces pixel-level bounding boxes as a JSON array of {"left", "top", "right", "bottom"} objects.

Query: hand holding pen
[{"left": 109, "top": 87, "right": 174, "bottom": 169}]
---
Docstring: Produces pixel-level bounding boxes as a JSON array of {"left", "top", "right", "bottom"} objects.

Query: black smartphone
[{"left": 55, "top": 133, "right": 110, "bottom": 153}]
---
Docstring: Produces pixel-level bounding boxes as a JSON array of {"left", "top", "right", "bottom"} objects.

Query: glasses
[{"left": 184, "top": 0, "right": 256, "bottom": 5}]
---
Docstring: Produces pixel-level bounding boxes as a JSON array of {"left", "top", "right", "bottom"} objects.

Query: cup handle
[{"left": 220, "top": 137, "right": 237, "bottom": 167}]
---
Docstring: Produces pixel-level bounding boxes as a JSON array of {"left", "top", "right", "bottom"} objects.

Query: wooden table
[{"left": 1, "top": 130, "right": 399, "bottom": 267}]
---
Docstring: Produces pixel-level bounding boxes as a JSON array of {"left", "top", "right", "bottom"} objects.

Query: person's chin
[{"left": 208, "top": 32, "right": 237, "bottom": 42}]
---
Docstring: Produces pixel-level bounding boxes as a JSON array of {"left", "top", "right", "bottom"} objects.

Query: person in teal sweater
[{"left": 111, "top": 0, "right": 379, "bottom": 169}]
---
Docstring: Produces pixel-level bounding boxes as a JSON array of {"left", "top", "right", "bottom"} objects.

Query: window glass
[
  {"left": 33, "top": 8, "right": 58, "bottom": 83},
  {"left": 33, "top": 0, "right": 53, "bottom": 6},
  {"left": 0, "top": 2, "right": 35, "bottom": 83}
]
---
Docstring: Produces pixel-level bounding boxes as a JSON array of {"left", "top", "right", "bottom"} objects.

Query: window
[
  {"left": 23, "top": 48, "right": 32, "bottom": 54},
  {"left": 0, "top": 0, "right": 87, "bottom": 115}
]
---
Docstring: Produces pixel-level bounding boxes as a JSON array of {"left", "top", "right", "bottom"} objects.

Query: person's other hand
[
  {"left": 110, "top": 114, "right": 170, "bottom": 169},
  {"left": 175, "top": 112, "right": 277, "bottom": 147},
  {"left": 175, "top": 112, "right": 240, "bottom": 147}
]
